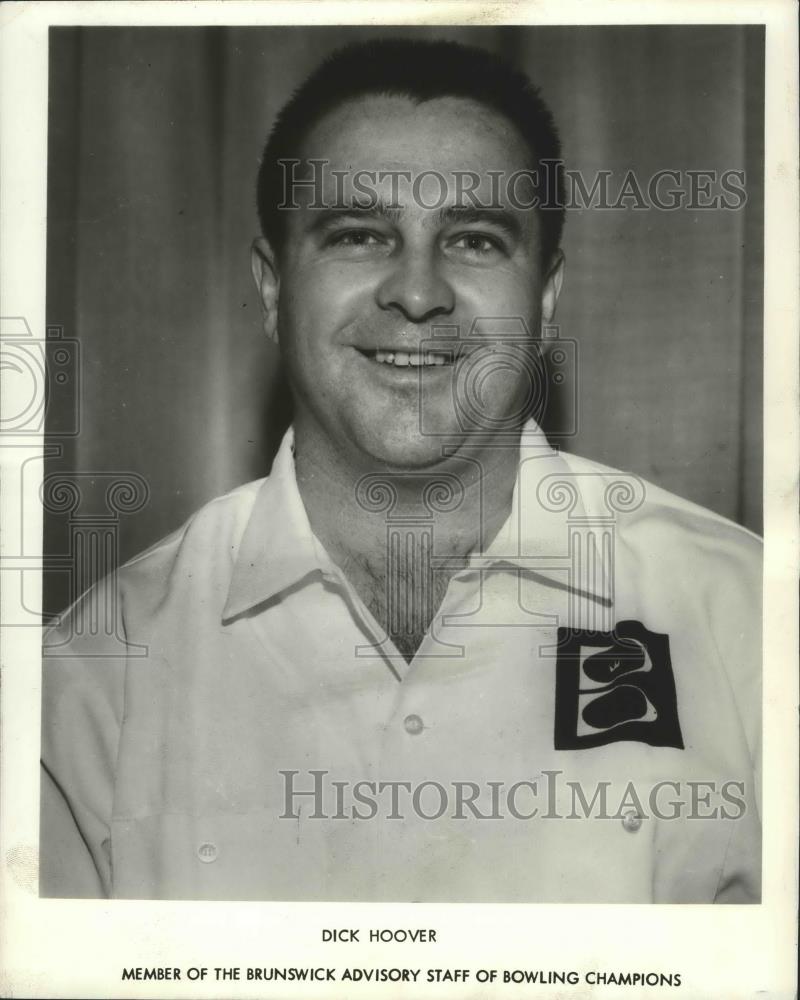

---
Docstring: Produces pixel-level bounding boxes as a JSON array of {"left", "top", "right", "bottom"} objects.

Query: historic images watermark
[
  {"left": 278, "top": 160, "right": 748, "bottom": 213},
  {"left": 278, "top": 769, "right": 748, "bottom": 822}
]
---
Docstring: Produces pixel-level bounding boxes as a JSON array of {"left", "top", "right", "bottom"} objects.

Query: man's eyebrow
[
  {"left": 304, "top": 201, "right": 523, "bottom": 239},
  {"left": 436, "top": 205, "right": 522, "bottom": 238},
  {"left": 306, "top": 198, "right": 404, "bottom": 233}
]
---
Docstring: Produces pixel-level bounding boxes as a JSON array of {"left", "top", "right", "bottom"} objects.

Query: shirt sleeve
[
  {"left": 713, "top": 804, "right": 762, "bottom": 903},
  {"left": 708, "top": 529, "right": 763, "bottom": 902},
  {"left": 39, "top": 764, "right": 107, "bottom": 897},
  {"left": 39, "top": 584, "right": 128, "bottom": 898}
]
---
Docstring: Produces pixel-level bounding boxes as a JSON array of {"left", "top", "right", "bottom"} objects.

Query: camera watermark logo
[
  {"left": 417, "top": 319, "right": 578, "bottom": 441},
  {"left": 0, "top": 319, "right": 81, "bottom": 437},
  {"left": 1, "top": 316, "right": 150, "bottom": 652},
  {"left": 349, "top": 316, "right": 644, "bottom": 657}
]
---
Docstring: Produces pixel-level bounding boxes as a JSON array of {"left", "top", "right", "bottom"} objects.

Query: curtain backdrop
[{"left": 44, "top": 25, "right": 764, "bottom": 615}]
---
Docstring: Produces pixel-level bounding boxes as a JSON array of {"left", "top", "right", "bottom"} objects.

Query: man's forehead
[
  {"left": 298, "top": 93, "right": 533, "bottom": 176},
  {"left": 287, "top": 93, "right": 538, "bottom": 217}
]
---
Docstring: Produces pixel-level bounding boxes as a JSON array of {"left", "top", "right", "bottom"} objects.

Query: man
[{"left": 41, "top": 39, "right": 761, "bottom": 902}]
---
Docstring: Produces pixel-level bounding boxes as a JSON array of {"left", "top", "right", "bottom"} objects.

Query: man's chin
[{"left": 352, "top": 423, "right": 466, "bottom": 471}]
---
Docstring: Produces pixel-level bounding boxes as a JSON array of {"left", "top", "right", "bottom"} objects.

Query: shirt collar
[
  {"left": 222, "top": 421, "right": 610, "bottom": 623},
  {"left": 222, "top": 427, "right": 330, "bottom": 622},
  {"left": 476, "top": 424, "right": 612, "bottom": 607}
]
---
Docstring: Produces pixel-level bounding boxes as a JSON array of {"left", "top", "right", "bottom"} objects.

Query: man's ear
[
  {"left": 251, "top": 237, "right": 280, "bottom": 345},
  {"left": 541, "top": 249, "right": 565, "bottom": 324}
]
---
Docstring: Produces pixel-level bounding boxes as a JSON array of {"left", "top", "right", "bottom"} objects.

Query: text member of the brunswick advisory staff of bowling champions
[{"left": 41, "top": 39, "right": 762, "bottom": 903}]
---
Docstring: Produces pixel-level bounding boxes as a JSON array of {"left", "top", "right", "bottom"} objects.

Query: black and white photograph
[
  {"left": 40, "top": 20, "right": 765, "bottom": 904},
  {"left": 1, "top": 2, "right": 797, "bottom": 997}
]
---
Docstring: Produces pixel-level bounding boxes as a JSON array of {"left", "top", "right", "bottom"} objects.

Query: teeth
[{"left": 371, "top": 350, "right": 449, "bottom": 367}]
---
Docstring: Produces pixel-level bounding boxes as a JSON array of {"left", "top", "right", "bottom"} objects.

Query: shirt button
[
  {"left": 197, "top": 842, "right": 218, "bottom": 863},
  {"left": 403, "top": 713, "right": 424, "bottom": 735},
  {"left": 621, "top": 810, "right": 643, "bottom": 833}
]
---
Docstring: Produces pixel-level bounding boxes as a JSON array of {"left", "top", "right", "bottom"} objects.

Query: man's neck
[
  {"left": 292, "top": 419, "right": 522, "bottom": 661},
  {"left": 293, "top": 420, "right": 521, "bottom": 567}
]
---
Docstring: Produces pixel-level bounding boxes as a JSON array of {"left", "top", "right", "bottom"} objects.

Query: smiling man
[{"left": 41, "top": 39, "right": 762, "bottom": 902}]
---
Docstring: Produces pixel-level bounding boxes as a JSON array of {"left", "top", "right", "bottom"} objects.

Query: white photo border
[{"left": 1, "top": 2, "right": 797, "bottom": 998}]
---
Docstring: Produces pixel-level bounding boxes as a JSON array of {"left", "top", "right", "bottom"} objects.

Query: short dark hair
[{"left": 256, "top": 38, "right": 565, "bottom": 265}]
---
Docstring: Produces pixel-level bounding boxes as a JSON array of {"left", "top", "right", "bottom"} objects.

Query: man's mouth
[{"left": 356, "top": 347, "right": 455, "bottom": 367}]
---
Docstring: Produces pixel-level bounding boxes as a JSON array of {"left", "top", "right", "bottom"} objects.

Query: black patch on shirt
[{"left": 554, "top": 620, "right": 683, "bottom": 750}]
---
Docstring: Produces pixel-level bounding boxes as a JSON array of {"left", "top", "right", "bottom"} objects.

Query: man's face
[{"left": 254, "top": 94, "right": 563, "bottom": 469}]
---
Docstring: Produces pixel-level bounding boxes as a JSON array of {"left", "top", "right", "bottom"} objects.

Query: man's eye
[
  {"left": 451, "top": 233, "right": 503, "bottom": 256},
  {"left": 326, "top": 229, "right": 383, "bottom": 249}
]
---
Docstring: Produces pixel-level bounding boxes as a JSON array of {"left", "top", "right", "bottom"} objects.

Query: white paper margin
[{"left": 1, "top": 2, "right": 797, "bottom": 998}]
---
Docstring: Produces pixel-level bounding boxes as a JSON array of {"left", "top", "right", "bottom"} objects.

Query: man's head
[
  {"left": 251, "top": 38, "right": 567, "bottom": 469},
  {"left": 257, "top": 38, "right": 565, "bottom": 268}
]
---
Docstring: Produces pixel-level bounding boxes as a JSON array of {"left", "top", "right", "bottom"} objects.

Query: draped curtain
[{"left": 45, "top": 25, "right": 764, "bottom": 615}]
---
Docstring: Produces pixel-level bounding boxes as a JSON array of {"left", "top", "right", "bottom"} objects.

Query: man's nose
[{"left": 375, "top": 247, "right": 455, "bottom": 322}]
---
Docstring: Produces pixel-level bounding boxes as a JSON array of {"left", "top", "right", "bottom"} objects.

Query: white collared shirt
[{"left": 41, "top": 423, "right": 761, "bottom": 902}]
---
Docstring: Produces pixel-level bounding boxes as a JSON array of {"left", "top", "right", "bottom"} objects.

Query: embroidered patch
[{"left": 554, "top": 620, "right": 683, "bottom": 750}]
